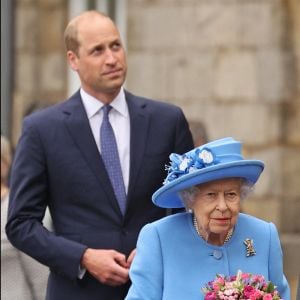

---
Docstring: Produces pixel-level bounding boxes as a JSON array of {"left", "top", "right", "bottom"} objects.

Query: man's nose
[{"left": 105, "top": 50, "right": 117, "bottom": 64}]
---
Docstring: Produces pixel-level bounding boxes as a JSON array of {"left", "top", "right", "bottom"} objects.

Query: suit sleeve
[
  {"left": 125, "top": 224, "right": 163, "bottom": 300},
  {"left": 5, "top": 118, "right": 87, "bottom": 280},
  {"left": 268, "top": 222, "right": 290, "bottom": 299}
]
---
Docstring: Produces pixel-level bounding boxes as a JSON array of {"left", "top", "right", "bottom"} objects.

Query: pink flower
[
  {"left": 201, "top": 271, "right": 281, "bottom": 300},
  {"left": 263, "top": 294, "right": 274, "bottom": 300},
  {"left": 252, "top": 275, "right": 265, "bottom": 283},
  {"left": 225, "top": 282, "right": 235, "bottom": 289},
  {"left": 262, "top": 283, "right": 268, "bottom": 289},
  {"left": 241, "top": 273, "right": 251, "bottom": 280},
  {"left": 216, "top": 277, "right": 225, "bottom": 285},
  {"left": 249, "top": 290, "right": 263, "bottom": 300},
  {"left": 243, "top": 285, "right": 256, "bottom": 298},
  {"left": 204, "top": 291, "right": 217, "bottom": 300},
  {"left": 224, "top": 288, "right": 238, "bottom": 296}
]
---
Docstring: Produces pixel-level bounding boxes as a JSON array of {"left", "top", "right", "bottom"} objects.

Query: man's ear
[{"left": 66, "top": 51, "right": 78, "bottom": 71}]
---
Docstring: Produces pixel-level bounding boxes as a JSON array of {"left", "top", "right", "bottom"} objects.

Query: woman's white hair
[{"left": 179, "top": 178, "right": 254, "bottom": 210}]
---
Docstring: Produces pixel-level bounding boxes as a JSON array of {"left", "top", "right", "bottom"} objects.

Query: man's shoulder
[{"left": 125, "top": 90, "right": 182, "bottom": 113}]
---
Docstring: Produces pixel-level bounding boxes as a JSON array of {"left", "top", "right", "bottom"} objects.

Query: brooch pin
[{"left": 243, "top": 238, "right": 256, "bottom": 257}]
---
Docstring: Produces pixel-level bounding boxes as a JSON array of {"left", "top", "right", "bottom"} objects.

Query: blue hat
[{"left": 152, "top": 137, "right": 264, "bottom": 208}]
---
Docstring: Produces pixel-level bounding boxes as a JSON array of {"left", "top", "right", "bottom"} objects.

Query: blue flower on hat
[{"left": 164, "top": 148, "right": 216, "bottom": 184}]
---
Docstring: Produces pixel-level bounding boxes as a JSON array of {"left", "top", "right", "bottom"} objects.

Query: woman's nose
[{"left": 216, "top": 194, "right": 228, "bottom": 211}]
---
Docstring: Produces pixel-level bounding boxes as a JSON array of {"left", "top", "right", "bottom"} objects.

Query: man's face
[{"left": 68, "top": 16, "right": 127, "bottom": 100}]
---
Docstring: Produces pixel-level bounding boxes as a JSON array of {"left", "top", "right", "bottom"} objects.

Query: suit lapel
[
  {"left": 62, "top": 92, "right": 122, "bottom": 216},
  {"left": 126, "top": 92, "right": 150, "bottom": 206}
]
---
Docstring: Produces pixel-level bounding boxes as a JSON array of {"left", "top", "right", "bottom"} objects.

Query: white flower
[
  {"left": 199, "top": 149, "right": 214, "bottom": 164},
  {"left": 179, "top": 157, "right": 190, "bottom": 171},
  {"left": 188, "top": 166, "right": 197, "bottom": 173}
]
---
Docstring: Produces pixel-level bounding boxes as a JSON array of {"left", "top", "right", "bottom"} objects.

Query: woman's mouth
[{"left": 213, "top": 218, "right": 231, "bottom": 224}]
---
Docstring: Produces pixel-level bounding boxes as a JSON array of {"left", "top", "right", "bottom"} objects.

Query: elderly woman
[{"left": 125, "top": 137, "right": 290, "bottom": 299}]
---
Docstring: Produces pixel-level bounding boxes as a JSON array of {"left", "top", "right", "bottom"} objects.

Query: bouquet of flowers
[{"left": 202, "top": 270, "right": 282, "bottom": 300}]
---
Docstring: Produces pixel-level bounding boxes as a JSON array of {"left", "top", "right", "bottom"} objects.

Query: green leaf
[{"left": 266, "top": 282, "right": 275, "bottom": 293}]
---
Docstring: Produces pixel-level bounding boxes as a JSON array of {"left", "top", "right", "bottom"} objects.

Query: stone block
[
  {"left": 128, "top": 5, "right": 195, "bottom": 50},
  {"left": 185, "top": 102, "right": 282, "bottom": 146},
  {"left": 15, "top": 53, "right": 37, "bottom": 94},
  {"left": 40, "top": 53, "right": 66, "bottom": 92},
  {"left": 194, "top": 3, "right": 238, "bottom": 48},
  {"left": 214, "top": 51, "right": 258, "bottom": 101},
  {"left": 237, "top": 2, "right": 280, "bottom": 47},
  {"left": 241, "top": 196, "right": 281, "bottom": 228},
  {"left": 126, "top": 52, "right": 169, "bottom": 100},
  {"left": 38, "top": 8, "right": 66, "bottom": 52},
  {"left": 257, "top": 50, "right": 289, "bottom": 102},
  {"left": 167, "top": 51, "right": 215, "bottom": 101},
  {"left": 280, "top": 197, "right": 300, "bottom": 232},
  {"left": 37, "top": 0, "right": 63, "bottom": 7},
  {"left": 128, "top": 1, "right": 282, "bottom": 50},
  {"left": 281, "top": 234, "right": 300, "bottom": 277},
  {"left": 282, "top": 147, "right": 300, "bottom": 197},
  {"left": 127, "top": 49, "right": 216, "bottom": 101},
  {"left": 248, "top": 147, "right": 283, "bottom": 198},
  {"left": 284, "top": 101, "right": 300, "bottom": 145},
  {"left": 16, "top": 0, "right": 35, "bottom": 5},
  {"left": 15, "top": 6, "right": 38, "bottom": 51}
]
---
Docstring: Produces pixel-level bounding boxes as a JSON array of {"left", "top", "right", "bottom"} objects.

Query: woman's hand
[{"left": 127, "top": 248, "right": 136, "bottom": 267}]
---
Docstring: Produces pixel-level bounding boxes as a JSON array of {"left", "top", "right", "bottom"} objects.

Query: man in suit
[{"left": 6, "top": 10, "right": 193, "bottom": 300}]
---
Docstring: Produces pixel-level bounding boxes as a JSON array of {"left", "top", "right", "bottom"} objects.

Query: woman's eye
[
  {"left": 206, "top": 193, "right": 216, "bottom": 198},
  {"left": 226, "top": 192, "right": 238, "bottom": 200}
]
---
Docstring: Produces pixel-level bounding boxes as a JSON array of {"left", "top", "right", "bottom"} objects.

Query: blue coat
[
  {"left": 5, "top": 90, "right": 194, "bottom": 300},
  {"left": 126, "top": 213, "right": 290, "bottom": 300}
]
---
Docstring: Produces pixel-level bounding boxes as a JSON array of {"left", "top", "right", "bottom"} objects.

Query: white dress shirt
[{"left": 80, "top": 87, "right": 130, "bottom": 193}]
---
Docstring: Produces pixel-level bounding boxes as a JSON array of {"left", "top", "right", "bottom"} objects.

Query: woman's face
[{"left": 191, "top": 178, "right": 242, "bottom": 237}]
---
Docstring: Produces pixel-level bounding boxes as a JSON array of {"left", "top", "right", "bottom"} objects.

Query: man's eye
[
  {"left": 91, "top": 46, "right": 104, "bottom": 54},
  {"left": 112, "top": 43, "right": 121, "bottom": 50}
]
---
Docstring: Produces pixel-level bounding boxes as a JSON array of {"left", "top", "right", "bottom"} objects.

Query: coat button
[{"left": 213, "top": 250, "right": 223, "bottom": 260}]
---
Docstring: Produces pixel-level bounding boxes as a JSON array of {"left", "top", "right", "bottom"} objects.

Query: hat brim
[{"left": 152, "top": 160, "right": 264, "bottom": 208}]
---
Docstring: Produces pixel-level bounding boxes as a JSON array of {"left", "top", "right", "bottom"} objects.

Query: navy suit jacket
[{"left": 6, "top": 90, "right": 194, "bottom": 300}]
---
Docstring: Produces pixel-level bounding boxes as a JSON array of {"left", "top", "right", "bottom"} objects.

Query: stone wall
[
  {"left": 11, "top": 0, "right": 300, "bottom": 297},
  {"left": 12, "top": 0, "right": 68, "bottom": 146}
]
